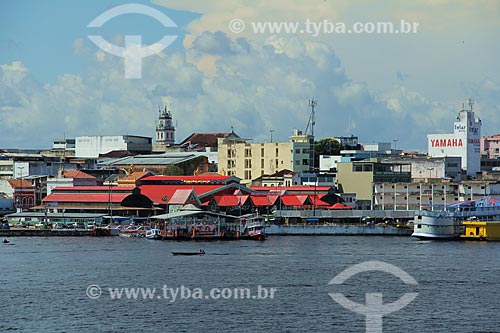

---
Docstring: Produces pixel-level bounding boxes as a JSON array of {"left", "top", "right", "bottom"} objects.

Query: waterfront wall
[
  {"left": 266, "top": 224, "right": 412, "bottom": 236},
  {"left": 0, "top": 229, "right": 94, "bottom": 237},
  {"left": 275, "top": 209, "right": 416, "bottom": 219}
]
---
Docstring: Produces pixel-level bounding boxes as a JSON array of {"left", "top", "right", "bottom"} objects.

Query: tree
[
  {"left": 314, "top": 137, "right": 341, "bottom": 168},
  {"left": 164, "top": 165, "right": 183, "bottom": 176}
]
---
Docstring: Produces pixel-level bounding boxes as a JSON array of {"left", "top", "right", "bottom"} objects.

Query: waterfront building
[
  {"left": 0, "top": 179, "right": 36, "bottom": 212},
  {"left": 372, "top": 179, "right": 500, "bottom": 210},
  {"left": 384, "top": 156, "right": 462, "bottom": 182},
  {"left": 427, "top": 98, "right": 482, "bottom": 177},
  {"left": 42, "top": 186, "right": 151, "bottom": 216},
  {"left": 336, "top": 160, "right": 412, "bottom": 209},
  {"left": 75, "top": 135, "right": 152, "bottom": 158},
  {"left": 217, "top": 129, "right": 312, "bottom": 185}
]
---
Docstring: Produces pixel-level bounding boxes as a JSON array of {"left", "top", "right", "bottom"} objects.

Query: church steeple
[{"left": 155, "top": 105, "right": 175, "bottom": 145}]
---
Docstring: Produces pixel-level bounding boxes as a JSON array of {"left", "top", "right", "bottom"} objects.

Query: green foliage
[
  {"left": 164, "top": 165, "right": 183, "bottom": 176},
  {"left": 313, "top": 137, "right": 341, "bottom": 169}
]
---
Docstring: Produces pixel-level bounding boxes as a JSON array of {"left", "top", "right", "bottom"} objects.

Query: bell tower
[{"left": 155, "top": 105, "right": 175, "bottom": 145}]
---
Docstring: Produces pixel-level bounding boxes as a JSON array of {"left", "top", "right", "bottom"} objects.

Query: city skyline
[{"left": 1, "top": 0, "right": 499, "bottom": 151}]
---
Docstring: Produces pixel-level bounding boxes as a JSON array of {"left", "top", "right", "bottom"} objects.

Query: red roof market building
[
  {"left": 38, "top": 175, "right": 347, "bottom": 218},
  {"left": 41, "top": 186, "right": 154, "bottom": 216}
]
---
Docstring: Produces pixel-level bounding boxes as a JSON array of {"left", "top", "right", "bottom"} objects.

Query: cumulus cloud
[{"left": 2, "top": 0, "right": 500, "bottom": 152}]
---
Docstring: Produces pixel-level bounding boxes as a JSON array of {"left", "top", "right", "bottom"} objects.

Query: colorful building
[{"left": 481, "top": 134, "right": 500, "bottom": 159}]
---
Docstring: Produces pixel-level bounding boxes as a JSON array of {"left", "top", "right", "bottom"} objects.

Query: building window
[
  {"left": 295, "top": 160, "right": 300, "bottom": 165},
  {"left": 261, "top": 148, "right": 264, "bottom": 157},
  {"left": 276, "top": 148, "right": 279, "bottom": 157},
  {"left": 261, "top": 159, "right": 264, "bottom": 168},
  {"left": 302, "top": 159, "right": 309, "bottom": 165},
  {"left": 295, "top": 149, "right": 300, "bottom": 154}
]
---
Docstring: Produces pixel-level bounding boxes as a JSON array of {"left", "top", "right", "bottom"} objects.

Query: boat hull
[{"left": 171, "top": 252, "right": 205, "bottom": 256}]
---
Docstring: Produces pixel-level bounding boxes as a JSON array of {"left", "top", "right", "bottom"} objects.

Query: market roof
[
  {"left": 99, "top": 153, "right": 203, "bottom": 166},
  {"left": 179, "top": 132, "right": 239, "bottom": 148}
]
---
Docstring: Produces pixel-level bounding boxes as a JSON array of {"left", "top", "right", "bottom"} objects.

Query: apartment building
[{"left": 217, "top": 130, "right": 312, "bottom": 185}]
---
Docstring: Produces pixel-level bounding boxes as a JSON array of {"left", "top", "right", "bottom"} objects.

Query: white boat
[
  {"left": 241, "top": 217, "right": 266, "bottom": 241},
  {"left": 145, "top": 228, "right": 162, "bottom": 240},
  {"left": 118, "top": 225, "right": 150, "bottom": 238},
  {"left": 412, "top": 196, "right": 500, "bottom": 240}
]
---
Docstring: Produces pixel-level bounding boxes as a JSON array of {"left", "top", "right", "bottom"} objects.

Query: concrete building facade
[
  {"left": 386, "top": 156, "right": 462, "bottom": 181},
  {"left": 481, "top": 134, "right": 500, "bottom": 159},
  {"left": 75, "top": 135, "right": 152, "bottom": 158},
  {"left": 336, "top": 160, "right": 412, "bottom": 208},
  {"left": 428, "top": 99, "right": 481, "bottom": 177},
  {"left": 217, "top": 130, "right": 312, "bottom": 184}
]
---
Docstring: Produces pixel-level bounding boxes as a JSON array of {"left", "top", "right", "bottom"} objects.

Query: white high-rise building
[{"left": 428, "top": 98, "right": 481, "bottom": 177}]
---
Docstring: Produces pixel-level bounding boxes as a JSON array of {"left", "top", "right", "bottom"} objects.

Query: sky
[{"left": 1, "top": 0, "right": 499, "bottom": 151}]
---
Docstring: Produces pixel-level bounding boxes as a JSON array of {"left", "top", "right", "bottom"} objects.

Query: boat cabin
[{"left": 461, "top": 221, "right": 500, "bottom": 241}]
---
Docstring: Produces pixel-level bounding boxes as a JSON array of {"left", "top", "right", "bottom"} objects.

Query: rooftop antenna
[
  {"left": 305, "top": 98, "right": 317, "bottom": 137},
  {"left": 269, "top": 129, "right": 275, "bottom": 142},
  {"left": 305, "top": 98, "right": 317, "bottom": 173},
  {"left": 348, "top": 112, "right": 352, "bottom": 136},
  {"left": 468, "top": 97, "right": 474, "bottom": 111}
]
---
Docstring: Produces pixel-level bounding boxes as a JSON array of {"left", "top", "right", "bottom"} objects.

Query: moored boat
[
  {"left": 460, "top": 221, "right": 500, "bottom": 241},
  {"left": 412, "top": 196, "right": 500, "bottom": 240},
  {"left": 118, "top": 225, "right": 150, "bottom": 238},
  {"left": 145, "top": 228, "right": 162, "bottom": 240},
  {"left": 240, "top": 216, "right": 266, "bottom": 241}
]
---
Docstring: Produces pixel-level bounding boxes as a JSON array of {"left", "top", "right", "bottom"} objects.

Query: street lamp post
[
  {"left": 393, "top": 139, "right": 399, "bottom": 155},
  {"left": 427, "top": 167, "right": 434, "bottom": 210}
]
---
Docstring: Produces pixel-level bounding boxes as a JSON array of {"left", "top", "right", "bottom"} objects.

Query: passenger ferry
[{"left": 412, "top": 196, "right": 500, "bottom": 240}]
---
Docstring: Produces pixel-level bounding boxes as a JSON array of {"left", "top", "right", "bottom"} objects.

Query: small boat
[
  {"left": 146, "top": 228, "right": 162, "bottom": 240},
  {"left": 118, "top": 225, "right": 150, "bottom": 238},
  {"left": 171, "top": 249, "right": 205, "bottom": 256},
  {"left": 2, "top": 238, "right": 9, "bottom": 244}
]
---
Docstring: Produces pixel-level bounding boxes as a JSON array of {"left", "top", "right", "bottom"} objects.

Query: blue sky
[{"left": 1, "top": 0, "right": 499, "bottom": 150}]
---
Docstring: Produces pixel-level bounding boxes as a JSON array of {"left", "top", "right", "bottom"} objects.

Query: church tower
[{"left": 155, "top": 105, "right": 175, "bottom": 145}]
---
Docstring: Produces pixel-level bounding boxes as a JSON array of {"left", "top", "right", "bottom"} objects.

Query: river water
[{"left": 1, "top": 236, "right": 499, "bottom": 332}]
